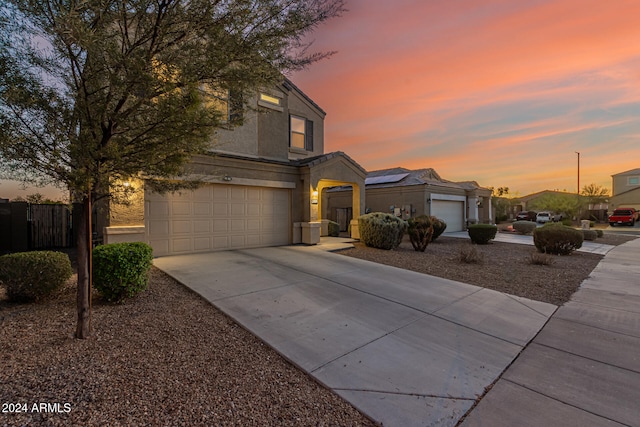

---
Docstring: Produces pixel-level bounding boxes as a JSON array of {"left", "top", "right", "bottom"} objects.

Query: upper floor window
[
  {"left": 628, "top": 176, "right": 639, "bottom": 186},
  {"left": 290, "top": 115, "right": 313, "bottom": 151},
  {"left": 258, "top": 91, "right": 283, "bottom": 112},
  {"left": 200, "top": 85, "right": 242, "bottom": 125}
]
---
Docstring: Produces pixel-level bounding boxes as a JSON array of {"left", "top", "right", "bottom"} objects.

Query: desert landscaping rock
[
  {"left": 1, "top": 232, "right": 633, "bottom": 426},
  {"left": 0, "top": 269, "right": 375, "bottom": 427}
]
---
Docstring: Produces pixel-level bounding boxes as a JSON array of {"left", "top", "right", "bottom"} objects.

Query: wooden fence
[{"left": 0, "top": 202, "right": 73, "bottom": 253}]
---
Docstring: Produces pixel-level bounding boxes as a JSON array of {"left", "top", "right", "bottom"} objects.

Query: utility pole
[{"left": 575, "top": 151, "right": 580, "bottom": 194}]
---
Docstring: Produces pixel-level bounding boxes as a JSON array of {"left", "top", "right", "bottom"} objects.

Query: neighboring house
[
  {"left": 610, "top": 168, "right": 640, "bottom": 211},
  {"left": 325, "top": 167, "right": 493, "bottom": 232},
  {"left": 104, "top": 79, "right": 366, "bottom": 257},
  {"left": 509, "top": 190, "right": 601, "bottom": 221}
]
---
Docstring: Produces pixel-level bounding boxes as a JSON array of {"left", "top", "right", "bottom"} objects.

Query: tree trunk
[{"left": 75, "top": 196, "right": 92, "bottom": 339}]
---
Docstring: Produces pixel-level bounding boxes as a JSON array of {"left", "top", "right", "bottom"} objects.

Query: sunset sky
[
  {"left": 2, "top": 0, "right": 638, "bottom": 200},
  {"left": 291, "top": 0, "right": 640, "bottom": 197}
]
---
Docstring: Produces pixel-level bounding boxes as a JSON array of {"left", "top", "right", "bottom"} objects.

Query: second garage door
[
  {"left": 431, "top": 199, "right": 465, "bottom": 232},
  {"left": 146, "top": 184, "right": 290, "bottom": 257}
]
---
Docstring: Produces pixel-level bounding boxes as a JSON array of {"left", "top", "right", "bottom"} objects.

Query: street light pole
[{"left": 575, "top": 151, "right": 580, "bottom": 194}]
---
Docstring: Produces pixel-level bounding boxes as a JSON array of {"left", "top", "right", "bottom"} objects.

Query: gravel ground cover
[
  {"left": 338, "top": 232, "right": 636, "bottom": 306},
  {"left": 0, "top": 268, "right": 375, "bottom": 427},
  {"left": 1, "top": 231, "right": 634, "bottom": 426}
]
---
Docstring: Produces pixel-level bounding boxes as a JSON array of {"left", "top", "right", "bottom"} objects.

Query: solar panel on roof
[{"left": 365, "top": 173, "right": 410, "bottom": 185}]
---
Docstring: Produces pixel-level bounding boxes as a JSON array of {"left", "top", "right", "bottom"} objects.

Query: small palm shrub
[
  {"left": 467, "top": 224, "right": 497, "bottom": 244},
  {"left": 533, "top": 224, "right": 583, "bottom": 255},
  {"left": 0, "top": 251, "right": 72, "bottom": 302},
  {"left": 430, "top": 216, "right": 447, "bottom": 241},
  {"left": 327, "top": 220, "right": 340, "bottom": 237},
  {"left": 582, "top": 229, "right": 597, "bottom": 241},
  {"left": 596, "top": 229, "right": 604, "bottom": 238},
  {"left": 407, "top": 215, "right": 434, "bottom": 252},
  {"left": 358, "top": 212, "right": 407, "bottom": 250},
  {"left": 513, "top": 221, "right": 537, "bottom": 235},
  {"left": 93, "top": 242, "right": 153, "bottom": 302},
  {"left": 458, "top": 245, "right": 484, "bottom": 264}
]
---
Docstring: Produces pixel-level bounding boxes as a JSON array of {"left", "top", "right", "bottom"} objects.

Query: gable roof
[
  {"left": 282, "top": 78, "right": 326, "bottom": 117},
  {"left": 612, "top": 168, "right": 640, "bottom": 177},
  {"left": 364, "top": 167, "right": 484, "bottom": 191}
]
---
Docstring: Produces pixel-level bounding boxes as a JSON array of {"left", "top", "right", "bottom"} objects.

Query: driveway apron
[{"left": 154, "top": 244, "right": 556, "bottom": 427}]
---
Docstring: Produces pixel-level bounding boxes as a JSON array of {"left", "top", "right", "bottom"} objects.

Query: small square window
[{"left": 629, "top": 176, "right": 639, "bottom": 185}]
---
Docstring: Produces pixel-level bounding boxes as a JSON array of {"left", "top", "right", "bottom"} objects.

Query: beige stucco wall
[
  {"left": 109, "top": 179, "right": 145, "bottom": 227},
  {"left": 610, "top": 188, "right": 640, "bottom": 210},
  {"left": 612, "top": 172, "right": 640, "bottom": 196}
]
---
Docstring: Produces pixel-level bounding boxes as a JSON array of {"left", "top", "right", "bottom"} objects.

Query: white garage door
[
  {"left": 146, "top": 184, "right": 290, "bottom": 256},
  {"left": 431, "top": 200, "right": 465, "bottom": 232}
]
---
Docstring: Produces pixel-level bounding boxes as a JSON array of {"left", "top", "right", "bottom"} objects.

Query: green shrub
[
  {"left": 358, "top": 212, "right": 407, "bottom": 250},
  {"left": 513, "top": 221, "right": 537, "bottom": 235},
  {"left": 430, "top": 216, "right": 447, "bottom": 241},
  {"left": 533, "top": 224, "right": 583, "bottom": 255},
  {"left": 590, "top": 221, "right": 596, "bottom": 228},
  {"left": 407, "top": 215, "right": 434, "bottom": 252},
  {"left": 0, "top": 251, "right": 72, "bottom": 302},
  {"left": 327, "top": 220, "right": 340, "bottom": 237},
  {"left": 93, "top": 242, "right": 153, "bottom": 302},
  {"left": 582, "top": 229, "right": 597, "bottom": 241},
  {"left": 467, "top": 224, "right": 497, "bottom": 244},
  {"left": 561, "top": 218, "right": 572, "bottom": 226},
  {"left": 596, "top": 229, "right": 604, "bottom": 238}
]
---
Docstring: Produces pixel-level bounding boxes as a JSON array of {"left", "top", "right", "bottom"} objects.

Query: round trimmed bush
[
  {"left": 467, "top": 224, "right": 497, "bottom": 244},
  {"left": 596, "top": 229, "right": 604, "bottom": 238},
  {"left": 533, "top": 223, "right": 583, "bottom": 255},
  {"left": 358, "top": 212, "right": 407, "bottom": 250},
  {"left": 407, "top": 215, "right": 434, "bottom": 252},
  {"left": 430, "top": 216, "right": 447, "bottom": 241},
  {"left": 93, "top": 242, "right": 153, "bottom": 302},
  {"left": 582, "top": 229, "right": 597, "bottom": 241},
  {"left": 0, "top": 251, "right": 72, "bottom": 302},
  {"left": 513, "top": 221, "right": 537, "bottom": 235}
]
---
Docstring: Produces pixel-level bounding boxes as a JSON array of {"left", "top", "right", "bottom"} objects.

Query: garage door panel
[
  {"left": 247, "top": 203, "right": 261, "bottom": 216},
  {"left": 431, "top": 200, "right": 465, "bottom": 232},
  {"left": 193, "top": 220, "right": 210, "bottom": 233},
  {"left": 172, "top": 238, "right": 192, "bottom": 253},
  {"left": 213, "top": 204, "right": 228, "bottom": 216},
  {"left": 147, "top": 184, "right": 290, "bottom": 256},
  {"left": 172, "top": 220, "right": 191, "bottom": 234},
  {"left": 193, "top": 202, "right": 211, "bottom": 216},
  {"left": 148, "top": 220, "right": 169, "bottom": 235},
  {"left": 172, "top": 201, "right": 191, "bottom": 215},
  {"left": 231, "top": 203, "right": 245, "bottom": 215},
  {"left": 148, "top": 201, "right": 169, "bottom": 218},
  {"left": 193, "top": 237, "right": 211, "bottom": 251}
]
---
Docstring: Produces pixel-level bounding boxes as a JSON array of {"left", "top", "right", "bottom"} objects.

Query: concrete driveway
[{"left": 154, "top": 242, "right": 556, "bottom": 426}]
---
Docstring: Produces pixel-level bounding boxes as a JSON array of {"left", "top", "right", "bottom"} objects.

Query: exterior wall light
[
  {"left": 311, "top": 190, "right": 318, "bottom": 204},
  {"left": 223, "top": 175, "right": 232, "bottom": 182}
]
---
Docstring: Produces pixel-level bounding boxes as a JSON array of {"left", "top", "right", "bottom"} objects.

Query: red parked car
[{"left": 609, "top": 208, "right": 639, "bottom": 227}]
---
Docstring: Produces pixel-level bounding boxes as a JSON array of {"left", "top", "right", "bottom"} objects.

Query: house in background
[
  {"left": 610, "top": 168, "right": 640, "bottom": 211},
  {"left": 104, "top": 79, "right": 366, "bottom": 257},
  {"left": 325, "top": 167, "right": 493, "bottom": 232}
]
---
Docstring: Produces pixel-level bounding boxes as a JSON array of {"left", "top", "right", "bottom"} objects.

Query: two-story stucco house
[
  {"left": 610, "top": 168, "right": 640, "bottom": 211},
  {"left": 104, "top": 79, "right": 366, "bottom": 257}
]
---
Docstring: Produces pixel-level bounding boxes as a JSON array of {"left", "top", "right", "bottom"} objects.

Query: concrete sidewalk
[
  {"left": 446, "top": 231, "right": 615, "bottom": 255},
  {"left": 154, "top": 242, "right": 556, "bottom": 426},
  {"left": 461, "top": 237, "right": 640, "bottom": 426}
]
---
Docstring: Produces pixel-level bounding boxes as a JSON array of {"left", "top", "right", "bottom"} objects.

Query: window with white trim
[{"left": 628, "top": 176, "right": 639, "bottom": 186}]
